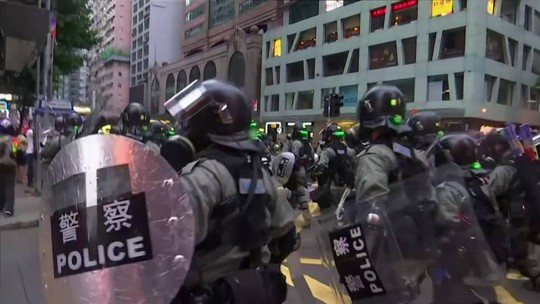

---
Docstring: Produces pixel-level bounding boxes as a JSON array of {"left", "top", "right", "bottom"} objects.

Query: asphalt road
[{"left": 1, "top": 227, "right": 539, "bottom": 304}]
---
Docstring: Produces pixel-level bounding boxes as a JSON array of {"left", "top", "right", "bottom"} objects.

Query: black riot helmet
[
  {"left": 437, "top": 133, "right": 483, "bottom": 170},
  {"left": 320, "top": 123, "right": 344, "bottom": 142},
  {"left": 121, "top": 103, "right": 150, "bottom": 140},
  {"left": 478, "top": 130, "right": 510, "bottom": 164},
  {"left": 149, "top": 120, "right": 167, "bottom": 143},
  {"left": 65, "top": 113, "right": 83, "bottom": 134},
  {"left": 407, "top": 111, "right": 444, "bottom": 150},
  {"left": 164, "top": 80, "right": 251, "bottom": 138},
  {"left": 54, "top": 116, "right": 65, "bottom": 132},
  {"left": 356, "top": 85, "right": 407, "bottom": 132},
  {"left": 291, "top": 123, "right": 308, "bottom": 140}
]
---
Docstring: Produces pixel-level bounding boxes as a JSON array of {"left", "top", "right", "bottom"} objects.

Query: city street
[{"left": 2, "top": 223, "right": 539, "bottom": 304}]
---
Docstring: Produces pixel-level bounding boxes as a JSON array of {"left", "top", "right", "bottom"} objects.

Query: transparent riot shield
[
  {"left": 39, "top": 134, "right": 195, "bottom": 304},
  {"left": 313, "top": 162, "right": 503, "bottom": 304}
]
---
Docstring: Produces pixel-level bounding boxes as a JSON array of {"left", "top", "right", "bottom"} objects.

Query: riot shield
[
  {"left": 513, "top": 155, "right": 540, "bottom": 233},
  {"left": 313, "top": 162, "right": 503, "bottom": 304},
  {"left": 39, "top": 134, "right": 195, "bottom": 304}
]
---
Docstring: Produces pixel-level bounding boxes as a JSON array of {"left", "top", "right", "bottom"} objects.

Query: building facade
[
  {"left": 153, "top": 0, "right": 282, "bottom": 116},
  {"left": 129, "top": 0, "right": 183, "bottom": 106},
  {"left": 55, "top": 51, "right": 90, "bottom": 104},
  {"left": 261, "top": 0, "right": 540, "bottom": 135},
  {"left": 88, "top": 0, "right": 132, "bottom": 115}
]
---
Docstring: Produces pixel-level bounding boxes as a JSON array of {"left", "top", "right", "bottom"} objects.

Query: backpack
[
  {"left": 0, "top": 135, "right": 15, "bottom": 165},
  {"left": 195, "top": 144, "right": 274, "bottom": 254},
  {"left": 328, "top": 142, "right": 355, "bottom": 188}
]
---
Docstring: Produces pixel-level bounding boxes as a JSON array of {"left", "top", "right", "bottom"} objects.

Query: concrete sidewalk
[{"left": 0, "top": 185, "right": 41, "bottom": 231}]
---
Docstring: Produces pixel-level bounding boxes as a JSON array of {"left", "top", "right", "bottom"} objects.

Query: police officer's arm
[
  {"left": 180, "top": 160, "right": 238, "bottom": 245},
  {"left": 314, "top": 148, "right": 335, "bottom": 175},
  {"left": 355, "top": 145, "right": 397, "bottom": 201},
  {"left": 346, "top": 147, "right": 357, "bottom": 158},
  {"left": 266, "top": 171, "right": 296, "bottom": 238},
  {"left": 434, "top": 181, "right": 466, "bottom": 225},
  {"left": 488, "top": 165, "right": 517, "bottom": 197}
]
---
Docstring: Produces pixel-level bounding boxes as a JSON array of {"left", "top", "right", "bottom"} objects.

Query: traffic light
[
  {"left": 329, "top": 93, "right": 344, "bottom": 117},
  {"left": 323, "top": 96, "right": 330, "bottom": 117}
]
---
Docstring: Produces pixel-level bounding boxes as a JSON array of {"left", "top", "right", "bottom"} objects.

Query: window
[
  {"left": 326, "top": 0, "right": 344, "bottom": 11},
  {"left": 139, "top": 11, "right": 143, "bottom": 20},
  {"left": 150, "top": 78, "right": 160, "bottom": 114},
  {"left": 131, "top": 65, "right": 136, "bottom": 74},
  {"left": 523, "top": 45, "right": 532, "bottom": 71},
  {"left": 340, "top": 85, "right": 358, "bottom": 107},
  {"left": 500, "top": 0, "right": 518, "bottom": 24},
  {"left": 265, "top": 95, "right": 279, "bottom": 112},
  {"left": 440, "top": 28, "right": 465, "bottom": 59},
  {"left": 384, "top": 78, "right": 415, "bottom": 102},
  {"left": 177, "top": 70, "right": 187, "bottom": 91},
  {"left": 402, "top": 37, "right": 417, "bottom": 64},
  {"left": 432, "top": 0, "right": 454, "bottom": 16},
  {"left": 370, "top": 6, "right": 386, "bottom": 32},
  {"left": 390, "top": 0, "right": 418, "bottom": 26},
  {"left": 265, "top": 41, "right": 270, "bottom": 58},
  {"left": 275, "top": 66, "right": 281, "bottom": 84},
  {"left": 165, "top": 74, "right": 175, "bottom": 100},
  {"left": 119, "top": 72, "right": 122, "bottom": 77},
  {"left": 525, "top": 6, "right": 532, "bottom": 31},
  {"left": 307, "top": 59, "right": 315, "bottom": 79},
  {"left": 487, "top": 0, "right": 495, "bottom": 14},
  {"left": 186, "top": 0, "right": 192, "bottom": 5},
  {"left": 185, "top": 4, "right": 205, "bottom": 22},
  {"left": 342, "top": 14, "right": 360, "bottom": 39},
  {"left": 137, "top": 62, "right": 142, "bottom": 72},
  {"left": 286, "top": 61, "right": 304, "bottom": 82},
  {"left": 138, "top": 24, "right": 143, "bottom": 33},
  {"left": 535, "top": 11, "right": 540, "bottom": 36},
  {"left": 497, "top": 79, "right": 514, "bottom": 105},
  {"left": 486, "top": 30, "right": 505, "bottom": 63},
  {"left": 132, "top": 40, "right": 137, "bottom": 49},
  {"left": 132, "top": 16, "right": 137, "bottom": 25},
  {"left": 530, "top": 90, "right": 539, "bottom": 111},
  {"left": 239, "top": 0, "right": 265, "bottom": 14},
  {"left": 265, "top": 68, "right": 273, "bottom": 85},
  {"left": 428, "top": 75, "right": 449, "bottom": 101},
  {"left": 323, "top": 51, "right": 348, "bottom": 76},
  {"left": 287, "top": 34, "right": 296, "bottom": 53},
  {"left": 295, "top": 28, "right": 316, "bottom": 51},
  {"left": 273, "top": 39, "right": 282, "bottom": 57},
  {"left": 144, "top": 59, "right": 148, "bottom": 69},
  {"left": 348, "top": 49, "right": 359, "bottom": 73},
  {"left": 209, "top": 0, "right": 235, "bottom": 28},
  {"left": 460, "top": 0, "right": 468, "bottom": 10},
  {"left": 228, "top": 52, "right": 245, "bottom": 88},
  {"left": 185, "top": 24, "right": 204, "bottom": 38},
  {"left": 428, "top": 33, "right": 436, "bottom": 61},
  {"left": 521, "top": 84, "right": 529, "bottom": 108},
  {"left": 137, "top": 49, "right": 143, "bottom": 59},
  {"left": 508, "top": 38, "right": 517, "bottom": 67},
  {"left": 297, "top": 90, "right": 314, "bottom": 110},
  {"left": 144, "top": 45, "right": 149, "bottom": 56},
  {"left": 532, "top": 49, "right": 540, "bottom": 74},
  {"left": 324, "top": 22, "right": 338, "bottom": 43},
  {"left": 369, "top": 42, "right": 398, "bottom": 70},
  {"left": 455, "top": 73, "right": 464, "bottom": 100},
  {"left": 285, "top": 93, "right": 295, "bottom": 110},
  {"left": 289, "top": 1, "right": 319, "bottom": 25},
  {"left": 203, "top": 61, "right": 217, "bottom": 80},
  {"left": 484, "top": 75, "right": 496, "bottom": 102},
  {"left": 144, "top": 17, "right": 149, "bottom": 30},
  {"left": 131, "top": 52, "right": 136, "bottom": 60},
  {"left": 189, "top": 65, "right": 201, "bottom": 82}
]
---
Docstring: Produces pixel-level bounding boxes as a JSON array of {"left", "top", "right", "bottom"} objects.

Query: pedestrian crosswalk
[{"left": 281, "top": 254, "right": 528, "bottom": 303}]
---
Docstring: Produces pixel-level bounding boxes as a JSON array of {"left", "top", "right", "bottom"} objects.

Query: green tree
[{"left": 53, "top": 0, "right": 99, "bottom": 76}]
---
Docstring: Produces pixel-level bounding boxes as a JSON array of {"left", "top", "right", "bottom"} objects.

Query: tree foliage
[{"left": 53, "top": 0, "right": 99, "bottom": 75}]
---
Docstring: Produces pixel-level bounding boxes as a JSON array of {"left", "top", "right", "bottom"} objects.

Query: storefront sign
[{"left": 340, "top": 86, "right": 358, "bottom": 107}]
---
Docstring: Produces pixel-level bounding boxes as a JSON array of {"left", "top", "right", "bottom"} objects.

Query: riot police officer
[
  {"left": 406, "top": 111, "right": 444, "bottom": 150},
  {"left": 164, "top": 80, "right": 297, "bottom": 304},
  {"left": 310, "top": 123, "right": 355, "bottom": 210},
  {"left": 148, "top": 120, "right": 168, "bottom": 146},
  {"left": 120, "top": 103, "right": 150, "bottom": 142},
  {"left": 479, "top": 131, "right": 540, "bottom": 291},
  {"left": 65, "top": 113, "right": 83, "bottom": 139},
  {"left": 41, "top": 116, "right": 69, "bottom": 165},
  {"left": 281, "top": 123, "right": 312, "bottom": 223}
]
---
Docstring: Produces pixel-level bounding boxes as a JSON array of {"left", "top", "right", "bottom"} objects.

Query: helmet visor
[{"left": 164, "top": 80, "right": 211, "bottom": 125}]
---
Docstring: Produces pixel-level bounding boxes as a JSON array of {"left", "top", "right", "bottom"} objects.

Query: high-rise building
[
  {"left": 88, "top": 0, "right": 132, "bottom": 114},
  {"left": 128, "top": 0, "right": 183, "bottom": 107},
  {"left": 55, "top": 59, "right": 90, "bottom": 104},
  {"left": 153, "top": 0, "right": 282, "bottom": 116},
  {"left": 261, "top": 0, "right": 540, "bottom": 135}
]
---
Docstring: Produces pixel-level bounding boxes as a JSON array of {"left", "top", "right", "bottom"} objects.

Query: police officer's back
[
  {"left": 406, "top": 111, "right": 444, "bottom": 151},
  {"left": 165, "top": 80, "right": 296, "bottom": 303}
]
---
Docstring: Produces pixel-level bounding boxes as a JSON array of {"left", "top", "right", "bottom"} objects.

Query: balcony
[{"left": 100, "top": 47, "right": 130, "bottom": 64}]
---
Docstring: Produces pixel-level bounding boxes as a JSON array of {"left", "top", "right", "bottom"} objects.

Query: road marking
[
  {"left": 300, "top": 257, "right": 323, "bottom": 265},
  {"left": 280, "top": 264, "right": 294, "bottom": 286},
  {"left": 506, "top": 270, "right": 529, "bottom": 281},
  {"left": 495, "top": 285, "right": 523, "bottom": 304}
]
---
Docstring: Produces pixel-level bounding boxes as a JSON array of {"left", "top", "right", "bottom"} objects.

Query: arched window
[
  {"left": 203, "top": 61, "right": 217, "bottom": 80},
  {"left": 150, "top": 78, "right": 160, "bottom": 114},
  {"left": 177, "top": 70, "right": 187, "bottom": 91},
  {"left": 228, "top": 51, "right": 245, "bottom": 88},
  {"left": 189, "top": 66, "right": 201, "bottom": 83},
  {"left": 165, "top": 73, "right": 175, "bottom": 100}
]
